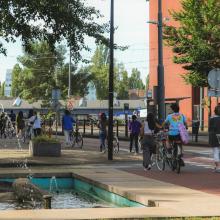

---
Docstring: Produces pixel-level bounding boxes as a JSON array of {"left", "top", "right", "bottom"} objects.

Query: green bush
[{"left": 32, "top": 135, "right": 59, "bottom": 144}]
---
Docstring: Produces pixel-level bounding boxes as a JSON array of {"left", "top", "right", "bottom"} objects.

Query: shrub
[{"left": 32, "top": 135, "right": 59, "bottom": 144}]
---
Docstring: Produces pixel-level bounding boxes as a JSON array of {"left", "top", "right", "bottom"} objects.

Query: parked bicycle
[
  {"left": 102, "top": 132, "right": 119, "bottom": 154},
  {"left": 69, "top": 128, "right": 83, "bottom": 149}
]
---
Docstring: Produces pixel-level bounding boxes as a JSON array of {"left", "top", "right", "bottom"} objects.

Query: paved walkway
[{"left": 0, "top": 136, "right": 218, "bottom": 219}]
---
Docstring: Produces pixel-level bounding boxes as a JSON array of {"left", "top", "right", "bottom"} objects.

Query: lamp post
[
  {"left": 108, "top": 0, "right": 114, "bottom": 160},
  {"left": 68, "top": 47, "right": 71, "bottom": 98},
  {"left": 157, "top": 0, "right": 165, "bottom": 121}
]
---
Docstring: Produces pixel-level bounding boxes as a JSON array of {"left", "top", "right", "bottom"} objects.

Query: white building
[{"left": 4, "top": 69, "right": 12, "bottom": 97}]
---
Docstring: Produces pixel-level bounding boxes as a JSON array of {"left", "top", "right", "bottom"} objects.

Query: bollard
[
  {"left": 43, "top": 195, "right": 52, "bottom": 209},
  {"left": 116, "top": 120, "right": 119, "bottom": 137},
  {"left": 83, "top": 119, "right": 86, "bottom": 134}
]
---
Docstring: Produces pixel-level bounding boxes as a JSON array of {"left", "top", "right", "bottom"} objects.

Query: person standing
[
  {"left": 62, "top": 110, "right": 75, "bottom": 146},
  {"left": 16, "top": 111, "right": 25, "bottom": 138},
  {"left": 9, "top": 110, "right": 16, "bottom": 128},
  {"left": 97, "top": 113, "right": 108, "bottom": 152},
  {"left": 140, "top": 113, "right": 161, "bottom": 170},
  {"left": 29, "top": 111, "right": 42, "bottom": 137},
  {"left": 129, "top": 115, "right": 142, "bottom": 154},
  {"left": 209, "top": 105, "right": 220, "bottom": 172}
]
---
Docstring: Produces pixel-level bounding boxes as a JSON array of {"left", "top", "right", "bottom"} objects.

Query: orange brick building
[{"left": 148, "top": 0, "right": 211, "bottom": 126}]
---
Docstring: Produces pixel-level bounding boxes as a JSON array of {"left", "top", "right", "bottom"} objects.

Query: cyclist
[
  {"left": 129, "top": 115, "right": 142, "bottom": 155},
  {"left": 164, "top": 103, "right": 187, "bottom": 166},
  {"left": 140, "top": 112, "right": 161, "bottom": 171},
  {"left": 62, "top": 110, "right": 75, "bottom": 146},
  {"left": 97, "top": 112, "right": 107, "bottom": 152}
]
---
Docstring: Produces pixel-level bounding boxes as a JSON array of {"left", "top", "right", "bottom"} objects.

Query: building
[
  {"left": 4, "top": 69, "right": 12, "bottom": 97},
  {"left": 148, "top": 1, "right": 207, "bottom": 126}
]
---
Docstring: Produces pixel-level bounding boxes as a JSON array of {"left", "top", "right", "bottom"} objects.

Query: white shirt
[
  {"left": 144, "top": 121, "right": 153, "bottom": 135},
  {"left": 29, "top": 115, "right": 41, "bottom": 129}
]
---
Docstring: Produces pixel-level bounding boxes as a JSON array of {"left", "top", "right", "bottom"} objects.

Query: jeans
[
  {"left": 99, "top": 131, "right": 106, "bottom": 151},
  {"left": 142, "top": 135, "right": 154, "bottom": 168},
  {"left": 64, "top": 130, "right": 71, "bottom": 144},
  {"left": 130, "top": 133, "right": 139, "bottom": 153}
]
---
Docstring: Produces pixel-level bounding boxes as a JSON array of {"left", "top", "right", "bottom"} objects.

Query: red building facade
[{"left": 148, "top": 0, "right": 209, "bottom": 125}]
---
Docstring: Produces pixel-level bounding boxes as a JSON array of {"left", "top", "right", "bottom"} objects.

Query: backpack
[{"left": 178, "top": 122, "right": 189, "bottom": 144}]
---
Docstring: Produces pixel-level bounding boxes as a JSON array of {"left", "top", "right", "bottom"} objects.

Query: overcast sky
[{"left": 0, "top": 0, "right": 149, "bottom": 83}]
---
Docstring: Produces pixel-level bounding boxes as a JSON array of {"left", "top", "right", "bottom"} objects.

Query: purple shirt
[{"left": 129, "top": 120, "right": 142, "bottom": 135}]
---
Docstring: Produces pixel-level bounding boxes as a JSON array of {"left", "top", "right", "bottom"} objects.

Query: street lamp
[
  {"left": 147, "top": 0, "right": 165, "bottom": 122},
  {"left": 108, "top": 0, "right": 114, "bottom": 160}
]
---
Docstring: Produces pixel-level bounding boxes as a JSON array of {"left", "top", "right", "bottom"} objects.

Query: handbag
[{"left": 178, "top": 122, "right": 189, "bottom": 144}]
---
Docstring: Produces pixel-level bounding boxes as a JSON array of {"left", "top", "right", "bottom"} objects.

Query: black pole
[
  {"left": 157, "top": 0, "right": 165, "bottom": 122},
  {"left": 108, "top": 0, "right": 114, "bottom": 160}
]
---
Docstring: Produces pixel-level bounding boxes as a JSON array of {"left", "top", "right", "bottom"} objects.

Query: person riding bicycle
[
  {"left": 62, "top": 109, "right": 75, "bottom": 146},
  {"left": 164, "top": 103, "right": 187, "bottom": 165},
  {"left": 97, "top": 112, "right": 107, "bottom": 152}
]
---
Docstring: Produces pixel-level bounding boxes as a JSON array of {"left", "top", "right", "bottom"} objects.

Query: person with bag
[
  {"left": 209, "top": 105, "right": 220, "bottom": 172},
  {"left": 29, "top": 111, "right": 42, "bottom": 137},
  {"left": 164, "top": 103, "right": 188, "bottom": 165},
  {"left": 140, "top": 112, "right": 161, "bottom": 171}
]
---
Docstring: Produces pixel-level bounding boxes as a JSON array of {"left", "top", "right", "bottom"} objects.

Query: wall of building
[{"left": 149, "top": 0, "right": 193, "bottom": 123}]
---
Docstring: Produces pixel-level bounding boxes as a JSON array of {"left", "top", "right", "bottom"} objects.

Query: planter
[{"left": 29, "top": 140, "right": 61, "bottom": 157}]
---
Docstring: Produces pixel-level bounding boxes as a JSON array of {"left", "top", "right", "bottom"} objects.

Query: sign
[
  {"left": 208, "top": 68, "right": 220, "bottom": 89},
  {"left": 208, "top": 89, "right": 220, "bottom": 97},
  {"left": 13, "top": 97, "right": 22, "bottom": 107},
  {"left": 52, "top": 89, "right": 61, "bottom": 100},
  {"left": 147, "top": 89, "right": 152, "bottom": 98}
]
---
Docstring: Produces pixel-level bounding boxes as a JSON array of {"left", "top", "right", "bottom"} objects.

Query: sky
[{"left": 0, "top": 0, "right": 149, "bottom": 84}]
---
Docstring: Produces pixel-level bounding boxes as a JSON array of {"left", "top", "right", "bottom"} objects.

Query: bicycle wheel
[
  {"left": 156, "top": 144, "right": 165, "bottom": 171},
  {"left": 70, "top": 132, "right": 75, "bottom": 147},
  {"left": 113, "top": 138, "right": 119, "bottom": 154},
  {"left": 76, "top": 133, "right": 83, "bottom": 148}
]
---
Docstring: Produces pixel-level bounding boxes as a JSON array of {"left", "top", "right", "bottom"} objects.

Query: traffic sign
[
  {"left": 52, "top": 88, "right": 61, "bottom": 100},
  {"left": 208, "top": 89, "right": 220, "bottom": 97},
  {"left": 208, "top": 69, "right": 220, "bottom": 89},
  {"left": 67, "top": 98, "right": 75, "bottom": 110}
]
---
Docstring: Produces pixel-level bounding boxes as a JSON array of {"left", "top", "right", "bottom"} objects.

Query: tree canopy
[
  {"left": 164, "top": 0, "right": 220, "bottom": 87},
  {"left": 0, "top": 0, "right": 108, "bottom": 61},
  {"left": 11, "top": 41, "right": 91, "bottom": 102}
]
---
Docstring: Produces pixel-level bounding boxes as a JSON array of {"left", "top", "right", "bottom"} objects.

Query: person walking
[
  {"left": 129, "top": 115, "right": 142, "bottom": 154},
  {"left": 29, "top": 111, "right": 42, "bottom": 137},
  {"left": 62, "top": 110, "right": 75, "bottom": 146},
  {"left": 9, "top": 110, "right": 16, "bottom": 128},
  {"left": 209, "top": 105, "right": 220, "bottom": 172},
  {"left": 140, "top": 113, "right": 161, "bottom": 170},
  {"left": 16, "top": 111, "right": 25, "bottom": 138},
  {"left": 97, "top": 113, "right": 107, "bottom": 152}
]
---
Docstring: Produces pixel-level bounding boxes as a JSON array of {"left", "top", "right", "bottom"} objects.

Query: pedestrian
[
  {"left": 16, "top": 111, "right": 25, "bottom": 138},
  {"left": 29, "top": 111, "right": 42, "bottom": 137},
  {"left": 209, "top": 105, "right": 220, "bottom": 172},
  {"left": 164, "top": 103, "right": 187, "bottom": 165},
  {"left": 140, "top": 112, "right": 161, "bottom": 170},
  {"left": 97, "top": 113, "right": 107, "bottom": 152},
  {"left": 129, "top": 115, "right": 142, "bottom": 154},
  {"left": 62, "top": 109, "right": 75, "bottom": 146},
  {"left": 9, "top": 110, "right": 16, "bottom": 128}
]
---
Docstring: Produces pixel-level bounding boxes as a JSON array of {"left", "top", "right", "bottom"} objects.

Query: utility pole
[
  {"left": 157, "top": 0, "right": 165, "bottom": 122},
  {"left": 68, "top": 48, "right": 71, "bottom": 98},
  {"left": 108, "top": 0, "right": 114, "bottom": 160}
]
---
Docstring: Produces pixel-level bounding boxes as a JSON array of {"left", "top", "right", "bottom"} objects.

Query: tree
[
  {"left": 128, "top": 68, "right": 145, "bottom": 90},
  {"left": 11, "top": 41, "right": 91, "bottom": 101},
  {"left": 0, "top": 82, "right": 5, "bottom": 97},
  {"left": 0, "top": 0, "right": 108, "bottom": 61},
  {"left": 163, "top": 0, "right": 220, "bottom": 87}
]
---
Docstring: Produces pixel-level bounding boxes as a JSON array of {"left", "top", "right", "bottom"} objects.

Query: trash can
[{"left": 192, "top": 120, "right": 200, "bottom": 142}]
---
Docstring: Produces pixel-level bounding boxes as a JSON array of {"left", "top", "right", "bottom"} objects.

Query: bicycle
[
  {"left": 154, "top": 130, "right": 173, "bottom": 171},
  {"left": 101, "top": 132, "right": 119, "bottom": 154},
  {"left": 69, "top": 128, "right": 83, "bottom": 149}
]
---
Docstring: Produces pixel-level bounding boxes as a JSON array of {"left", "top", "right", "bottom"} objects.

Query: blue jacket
[{"left": 62, "top": 115, "right": 75, "bottom": 130}]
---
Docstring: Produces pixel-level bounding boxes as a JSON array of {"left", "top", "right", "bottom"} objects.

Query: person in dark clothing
[
  {"left": 129, "top": 115, "right": 142, "bottom": 154},
  {"left": 209, "top": 105, "right": 220, "bottom": 172},
  {"left": 97, "top": 112, "right": 108, "bottom": 152},
  {"left": 9, "top": 110, "right": 16, "bottom": 127}
]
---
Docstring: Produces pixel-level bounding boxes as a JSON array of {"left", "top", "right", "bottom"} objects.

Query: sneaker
[{"left": 147, "top": 164, "right": 151, "bottom": 170}]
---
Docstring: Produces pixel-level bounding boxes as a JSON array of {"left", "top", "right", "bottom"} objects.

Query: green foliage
[
  {"left": 164, "top": 0, "right": 220, "bottom": 87},
  {"left": 11, "top": 41, "right": 91, "bottom": 101},
  {"left": 0, "top": 0, "right": 108, "bottom": 61},
  {"left": 128, "top": 68, "right": 145, "bottom": 90},
  {"left": 87, "top": 44, "right": 144, "bottom": 100},
  {"left": 0, "top": 82, "right": 5, "bottom": 97},
  {"left": 32, "top": 135, "right": 59, "bottom": 144}
]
